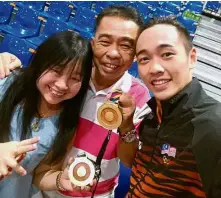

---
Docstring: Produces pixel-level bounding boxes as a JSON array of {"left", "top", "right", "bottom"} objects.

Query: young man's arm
[
  {"left": 0, "top": 52, "right": 21, "bottom": 79},
  {"left": 117, "top": 85, "right": 151, "bottom": 168}
]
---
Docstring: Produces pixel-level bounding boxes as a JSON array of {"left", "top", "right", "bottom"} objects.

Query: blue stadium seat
[
  {"left": 93, "top": 1, "right": 133, "bottom": 13},
  {"left": 26, "top": 17, "right": 70, "bottom": 46},
  {"left": 93, "top": 1, "right": 112, "bottom": 13},
  {"left": 144, "top": 7, "right": 154, "bottom": 22},
  {"left": 127, "top": 1, "right": 153, "bottom": 22},
  {"left": 70, "top": 6, "right": 97, "bottom": 33},
  {"left": 0, "top": 6, "right": 41, "bottom": 38},
  {"left": 73, "top": 1, "right": 93, "bottom": 10},
  {"left": 77, "top": 28, "right": 92, "bottom": 40},
  {"left": 43, "top": 1, "right": 74, "bottom": 22},
  {"left": 170, "top": 1, "right": 183, "bottom": 7},
  {"left": 15, "top": 1, "right": 46, "bottom": 11},
  {"left": 128, "top": 61, "right": 138, "bottom": 78},
  {"left": 115, "top": 162, "right": 131, "bottom": 198},
  {"left": 205, "top": 1, "right": 221, "bottom": 13},
  {"left": 0, "top": 33, "right": 36, "bottom": 67},
  {"left": 0, "top": 2, "right": 14, "bottom": 24},
  {"left": 177, "top": 16, "right": 197, "bottom": 39},
  {"left": 160, "top": 2, "right": 181, "bottom": 16},
  {"left": 145, "top": 1, "right": 159, "bottom": 9},
  {"left": 110, "top": 1, "right": 129, "bottom": 6},
  {"left": 184, "top": 2, "right": 204, "bottom": 14},
  {"left": 27, "top": 16, "right": 91, "bottom": 46},
  {"left": 153, "top": 7, "right": 174, "bottom": 17}
]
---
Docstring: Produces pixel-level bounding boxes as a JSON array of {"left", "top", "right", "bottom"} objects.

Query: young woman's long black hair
[{"left": 0, "top": 31, "right": 93, "bottom": 162}]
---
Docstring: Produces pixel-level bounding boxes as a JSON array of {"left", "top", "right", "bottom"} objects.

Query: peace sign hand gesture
[{"left": 0, "top": 137, "right": 39, "bottom": 179}]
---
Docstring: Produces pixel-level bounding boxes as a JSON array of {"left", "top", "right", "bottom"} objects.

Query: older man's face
[
  {"left": 91, "top": 16, "right": 139, "bottom": 82},
  {"left": 136, "top": 24, "right": 197, "bottom": 101}
]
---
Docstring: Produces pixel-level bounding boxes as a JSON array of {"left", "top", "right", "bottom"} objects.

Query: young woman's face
[{"left": 36, "top": 60, "right": 82, "bottom": 108}]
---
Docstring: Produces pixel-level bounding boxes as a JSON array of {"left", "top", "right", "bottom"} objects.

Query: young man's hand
[
  {"left": 118, "top": 93, "right": 136, "bottom": 133},
  {"left": 0, "top": 52, "right": 22, "bottom": 79}
]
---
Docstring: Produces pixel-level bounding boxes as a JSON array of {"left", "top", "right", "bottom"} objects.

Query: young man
[
  {"left": 31, "top": 6, "right": 151, "bottom": 198},
  {"left": 120, "top": 16, "right": 221, "bottom": 198}
]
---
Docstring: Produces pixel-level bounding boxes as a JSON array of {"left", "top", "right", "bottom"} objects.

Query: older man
[{"left": 35, "top": 5, "right": 151, "bottom": 198}]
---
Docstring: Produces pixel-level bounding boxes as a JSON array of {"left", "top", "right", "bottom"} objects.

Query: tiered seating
[
  {"left": 0, "top": 0, "right": 207, "bottom": 100},
  {"left": 0, "top": 1, "right": 219, "bottom": 198},
  {"left": 183, "top": 1, "right": 204, "bottom": 14},
  {"left": 205, "top": 1, "right": 221, "bottom": 13},
  {"left": 0, "top": 2, "right": 14, "bottom": 24},
  {"left": 70, "top": 6, "right": 97, "bottom": 33},
  {"left": 43, "top": 1, "right": 74, "bottom": 22},
  {"left": 0, "top": 4, "right": 42, "bottom": 38},
  {"left": 15, "top": 1, "right": 46, "bottom": 11},
  {"left": 160, "top": 1, "right": 181, "bottom": 15},
  {"left": 27, "top": 17, "right": 70, "bottom": 46}
]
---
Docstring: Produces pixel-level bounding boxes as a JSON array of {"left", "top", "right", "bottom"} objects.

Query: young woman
[{"left": 0, "top": 31, "right": 93, "bottom": 198}]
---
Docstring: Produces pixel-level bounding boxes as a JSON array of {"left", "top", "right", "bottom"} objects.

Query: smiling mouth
[
  {"left": 49, "top": 86, "right": 65, "bottom": 97},
  {"left": 104, "top": 63, "right": 119, "bottom": 69},
  {"left": 152, "top": 79, "right": 171, "bottom": 86}
]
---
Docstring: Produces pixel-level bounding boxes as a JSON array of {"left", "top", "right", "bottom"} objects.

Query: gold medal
[
  {"left": 97, "top": 89, "right": 123, "bottom": 130},
  {"left": 97, "top": 102, "right": 122, "bottom": 130},
  {"left": 68, "top": 157, "right": 95, "bottom": 187}
]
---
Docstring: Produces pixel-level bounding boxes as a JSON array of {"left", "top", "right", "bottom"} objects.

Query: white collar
[{"left": 89, "top": 71, "right": 132, "bottom": 96}]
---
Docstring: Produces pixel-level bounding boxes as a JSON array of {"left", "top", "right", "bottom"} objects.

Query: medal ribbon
[{"left": 109, "top": 89, "right": 123, "bottom": 104}]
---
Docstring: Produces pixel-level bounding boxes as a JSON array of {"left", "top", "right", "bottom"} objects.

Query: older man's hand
[{"left": 0, "top": 52, "right": 22, "bottom": 79}]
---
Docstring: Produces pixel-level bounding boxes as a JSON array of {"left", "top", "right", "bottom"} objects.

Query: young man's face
[
  {"left": 91, "top": 16, "right": 139, "bottom": 82},
  {"left": 136, "top": 24, "right": 197, "bottom": 101}
]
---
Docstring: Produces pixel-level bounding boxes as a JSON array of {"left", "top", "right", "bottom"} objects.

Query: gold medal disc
[{"left": 97, "top": 103, "right": 122, "bottom": 130}]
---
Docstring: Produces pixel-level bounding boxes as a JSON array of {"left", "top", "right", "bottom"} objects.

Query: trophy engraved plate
[{"left": 68, "top": 157, "right": 95, "bottom": 186}]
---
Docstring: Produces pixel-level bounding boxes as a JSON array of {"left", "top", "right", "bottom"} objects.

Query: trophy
[{"left": 97, "top": 89, "right": 123, "bottom": 130}]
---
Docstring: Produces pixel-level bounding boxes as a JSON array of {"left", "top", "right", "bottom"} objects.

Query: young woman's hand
[
  {"left": 0, "top": 137, "right": 39, "bottom": 178},
  {"left": 59, "top": 157, "right": 95, "bottom": 192}
]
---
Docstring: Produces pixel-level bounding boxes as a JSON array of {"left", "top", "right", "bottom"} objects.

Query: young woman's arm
[
  {"left": 33, "top": 150, "right": 92, "bottom": 192},
  {"left": 33, "top": 151, "right": 64, "bottom": 191}
]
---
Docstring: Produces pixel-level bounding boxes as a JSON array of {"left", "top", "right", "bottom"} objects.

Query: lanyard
[
  {"left": 91, "top": 129, "right": 112, "bottom": 198},
  {"left": 91, "top": 89, "right": 122, "bottom": 197}
]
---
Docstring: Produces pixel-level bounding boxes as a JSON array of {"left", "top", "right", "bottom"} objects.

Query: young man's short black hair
[
  {"left": 141, "top": 16, "right": 193, "bottom": 53},
  {"left": 95, "top": 5, "right": 143, "bottom": 33}
]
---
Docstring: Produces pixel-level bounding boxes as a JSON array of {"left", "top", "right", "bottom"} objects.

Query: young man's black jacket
[{"left": 129, "top": 78, "right": 221, "bottom": 198}]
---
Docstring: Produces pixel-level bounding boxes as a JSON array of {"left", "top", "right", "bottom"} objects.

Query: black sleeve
[
  {"left": 209, "top": 157, "right": 221, "bottom": 197},
  {"left": 192, "top": 105, "right": 221, "bottom": 198}
]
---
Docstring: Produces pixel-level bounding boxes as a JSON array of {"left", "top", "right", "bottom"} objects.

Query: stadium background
[{"left": 0, "top": 1, "right": 220, "bottom": 197}]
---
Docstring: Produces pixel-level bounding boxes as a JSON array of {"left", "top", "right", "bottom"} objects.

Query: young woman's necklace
[{"left": 31, "top": 111, "right": 45, "bottom": 132}]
